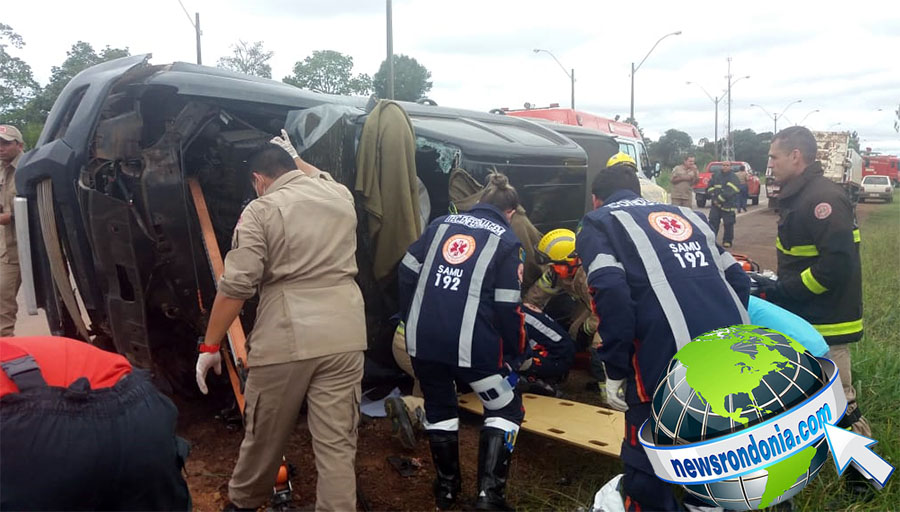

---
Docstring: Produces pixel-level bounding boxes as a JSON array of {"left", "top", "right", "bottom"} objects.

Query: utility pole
[
  {"left": 714, "top": 96, "right": 719, "bottom": 160},
  {"left": 386, "top": 0, "right": 394, "bottom": 100},
  {"left": 571, "top": 68, "right": 575, "bottom": 110},
  {"left": 195, "top": 13, "right": 202, "bottom": 65},
  {"left": 630, "top": 62, "right": 635, "bottom": 121},
  {"left": 726, "top": 57, "right": 733, "bottom": 161}
]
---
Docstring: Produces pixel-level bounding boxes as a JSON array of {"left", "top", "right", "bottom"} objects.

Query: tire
[
  {"left": 751, "top": 196, "right": 759, "bottom": 206},
  {"left": 697, "top": 196, "right": 706, "bottom": 208}
]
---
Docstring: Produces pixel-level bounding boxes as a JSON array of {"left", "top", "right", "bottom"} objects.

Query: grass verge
[
  {"left": 511, "top": 191, "right": 900, "bottom": 511},
  {"left": 793, "top": 190, "right": 900, "bottom": 511}
]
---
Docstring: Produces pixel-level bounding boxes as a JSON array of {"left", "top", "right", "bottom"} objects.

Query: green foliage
[
  {"left": 217, "top": 40, "right": 273, "bottom": 78},
  {"left": 8, "top": 41, "right": 130, "bottom": 127},
  {"left": 373, "top": 54, "right": 432, "bottom": 101},
  {"left": 0, "top": 24, "right": 40, "bottom": 124},
  {"left": 283, "top": 50, "right": 371, "bottom": 95},
  {"left": 732, "top": 128, "right": 771, "bottom": 173},
  {"left": 649, "top": 129, "right": 693, "bottom": 167}
]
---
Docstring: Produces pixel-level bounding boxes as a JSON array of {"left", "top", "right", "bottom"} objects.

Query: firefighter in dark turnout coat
[
  {"left": 761, "top": 126, "right": 870, "bottom": 438},
  {"left": 399, "top": 174, "right": 526, "bottom": 511},
  {"left": 575, "top": 154, "right": 750, "bottom": 512},
  {"left": 706, "top": 163, "right": 742, "bottom": 247}
]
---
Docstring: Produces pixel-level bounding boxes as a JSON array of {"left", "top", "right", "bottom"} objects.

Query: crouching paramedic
[
  {"left": 399, "top": 174, "right": 526, "bottom": 511},
  {"left": 0, "top": 336, "right": 191, "bottom": 511},
  {"left": 575, "top": 154, "right": 750, "bottom": 512},
  {"left": 196, "top": 144, "right": 366, "bottom": 511}
]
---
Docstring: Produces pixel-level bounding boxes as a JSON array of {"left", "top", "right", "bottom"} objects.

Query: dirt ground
[{"left": 13, "top": 198, "right": 885, "bottom": 511}]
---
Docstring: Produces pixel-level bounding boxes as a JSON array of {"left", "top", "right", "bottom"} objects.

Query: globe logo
[{"left": 640, "top": 326, "right": 838, "bottom": 510}]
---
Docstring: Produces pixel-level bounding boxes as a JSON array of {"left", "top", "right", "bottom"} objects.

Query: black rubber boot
[
  {"left": 475, "top": 428, "right": 516, "bottom": 511},
  {"left": 427, "top": 430, "right": 462, "bottom": 510}
]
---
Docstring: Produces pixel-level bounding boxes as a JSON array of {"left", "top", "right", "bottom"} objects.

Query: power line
[{"left": 176, "top": 0, "right": 197, "bottom": 28}]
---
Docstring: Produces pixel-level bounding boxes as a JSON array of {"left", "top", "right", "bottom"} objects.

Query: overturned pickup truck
[{"left": 14, "top": 55, "right": 588, "bottom": 391}]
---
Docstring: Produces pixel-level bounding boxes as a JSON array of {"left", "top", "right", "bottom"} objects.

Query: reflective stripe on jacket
[
  {"left": 774, "top": 163, "right": 863, "bottom": 344},
  {"left": 399, "top": 203, "right": 525, "bottom": 369},
  {"left": 575, "top": 190, "right": 750, "bottom": 400}
]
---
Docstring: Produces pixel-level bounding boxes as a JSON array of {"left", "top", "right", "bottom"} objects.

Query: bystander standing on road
[
  {"left": 196, "top": 142, "right": 367, "bottom": 511},
  {"left": 736, "top": 164, "right": 750, "bottom": 212},
  {"left": 668, "top": 155, "right": 698, "bottom": 208},
  {"left": 0, "top": 125, "right": 25, "bottom": 337}
]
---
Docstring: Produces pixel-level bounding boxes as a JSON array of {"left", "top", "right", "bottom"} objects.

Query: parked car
[
  {"left": 859, "top": 175, "right": 894, "bottom": 203},
  {"left": 693, "top": 161, "right": 760, "bottom": 208}
]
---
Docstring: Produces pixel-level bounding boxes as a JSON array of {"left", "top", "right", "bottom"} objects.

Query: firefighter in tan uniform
[
  {"left": 0, "top": 125, "right": 24, "bottom": 337},
  {"left": 196, "top": 144, "right": 366, "bottom": 511}
]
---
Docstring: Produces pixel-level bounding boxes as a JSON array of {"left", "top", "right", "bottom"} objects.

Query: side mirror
[{"left": 654, "top": 162, "right": 662, "bottom": 177}]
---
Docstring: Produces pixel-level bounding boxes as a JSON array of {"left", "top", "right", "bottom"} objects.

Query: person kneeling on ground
[{"left": 0, "top": 336, "right": 191, "bottom": 511}]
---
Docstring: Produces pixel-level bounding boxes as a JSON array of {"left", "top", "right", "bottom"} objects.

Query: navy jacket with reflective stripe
[
  {"left": 399, "top": 203, "right": 525, "bottom": 370},
  {"left": 575, "top": 190, "right": 750, "bottom": 394}
]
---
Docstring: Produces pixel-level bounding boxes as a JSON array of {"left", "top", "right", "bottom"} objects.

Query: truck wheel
[
  {"left": 697, "top": 197, "right": 706, "bottom": 208},
  {"left": 751, "top": 196, "right": 759, "bottom": 206}
]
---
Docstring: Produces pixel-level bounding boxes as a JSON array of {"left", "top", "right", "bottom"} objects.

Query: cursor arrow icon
[{"left": 823, "top": 423, "right": 894, "bottom": 490}]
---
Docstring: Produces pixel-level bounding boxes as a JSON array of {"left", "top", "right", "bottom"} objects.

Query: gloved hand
[
  {"left": 270, "top": 129, "right": 299, "bottom": 159},
  {"left": 195, "top": 351, "right": 222, "bottom": 395},
  {"left": 606, "top": 378, "right": 629, "bottom": 412},
  {"left": 751, "top": 273, "right": 782, "bottom": 304}
]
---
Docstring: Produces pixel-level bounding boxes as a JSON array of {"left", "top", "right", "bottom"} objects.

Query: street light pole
[
  {"left": 686, "top": 81, "right": 724, "bottom": 160},
  {"left": 750, "top": 100, "right": 802, "bottom": 133},
  {"left": 630, "top": 30, "right": 681, "bottom": 121},
  {"left": 533, "top": 49, "right": 575, "bottom": 109},
  {"left": 386, "top": 0, "right": 394, "bottom": 100}
]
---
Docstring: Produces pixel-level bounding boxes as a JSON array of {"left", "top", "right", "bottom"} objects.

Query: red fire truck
[{"left": 862, "top": 152, "right": 899, "bottom": 187}]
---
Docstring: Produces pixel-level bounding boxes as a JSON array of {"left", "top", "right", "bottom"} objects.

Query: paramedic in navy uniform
[
  {"left": 576, "top": 153, "right": 751, "bottom": 512},
  {"left": 399, "top": 173, "right": 526, "bottom": 511}
]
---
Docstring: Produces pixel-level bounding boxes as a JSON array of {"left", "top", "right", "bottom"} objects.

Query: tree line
[
  {"left": 647, "top": 127, "right": 864, "bottom": 175},
  {"left": 1, "top": 25, "right": 433, "bottom": 147}
]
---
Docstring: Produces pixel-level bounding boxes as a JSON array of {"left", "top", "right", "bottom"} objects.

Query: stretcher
[
  {"left": 188, "top": 179, "right": 293, "bottom": 506},
  {"left": 458, "top": 392, "right": 625, "bottom": 457}
]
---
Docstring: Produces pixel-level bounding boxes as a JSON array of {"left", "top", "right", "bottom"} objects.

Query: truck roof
[{"left": 501, "top": 107, "right": 642, "bottom": 139}]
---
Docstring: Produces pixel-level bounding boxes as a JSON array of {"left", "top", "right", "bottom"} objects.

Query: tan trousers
[
  {"left": 229, "top": 351, "right": 364, "bottom": 511},
  {"left": 671, "top": 196, "right": 692, "bottom": 208},
  {"left": 1, "top": 261, "right": 21, "bottom": 336},
  {"left": 829, "top": 343, "right": 872, "bottom": 437}
]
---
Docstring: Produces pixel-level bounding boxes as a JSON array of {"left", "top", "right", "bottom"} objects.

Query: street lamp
[
  {"left": 749, "top": 100, "right": 802, "bottom": 133},
  {"left": 828, "top": 122, "right": 843, "bottom": 130},
  {"left": 723, "top": 60, "right": 750, "bottom": 161},
  {"left": 796, "top": 109, "right": 820, "bottom": 125},
  {"left": 533, "top": 49, "right": 575, "bottom": 109},
  {"left": 630, "top": 30, "right": 682, "bottom": 121},
  {"left": 686, "top": 81, "right": 724, "bottom": 159}
]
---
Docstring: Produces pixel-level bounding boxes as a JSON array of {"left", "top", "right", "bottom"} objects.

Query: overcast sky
[{"left": 6, "top": 0, "right": 900, "bottom": 154}]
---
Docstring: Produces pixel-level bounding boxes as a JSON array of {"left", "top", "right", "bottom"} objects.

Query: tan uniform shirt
[
  {"left": 736, "top": 169, "right": 749, "bottom": 185},
  {"left": 0, "top": 153, "right": 20, "bottom": 264},
  {"left": 669, "top": 164, "right": 698, "bottom": 201},
  {"left": 219, "top": 169, "right": 367, "bottom": 366}
]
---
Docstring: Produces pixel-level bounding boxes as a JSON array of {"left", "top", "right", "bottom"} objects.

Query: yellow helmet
[
  {"left": 606, "top": 152, "right": 638, "bottom": 170},
  {"left": 537, "top": 228, "right": 577, "bottom": 263}
]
